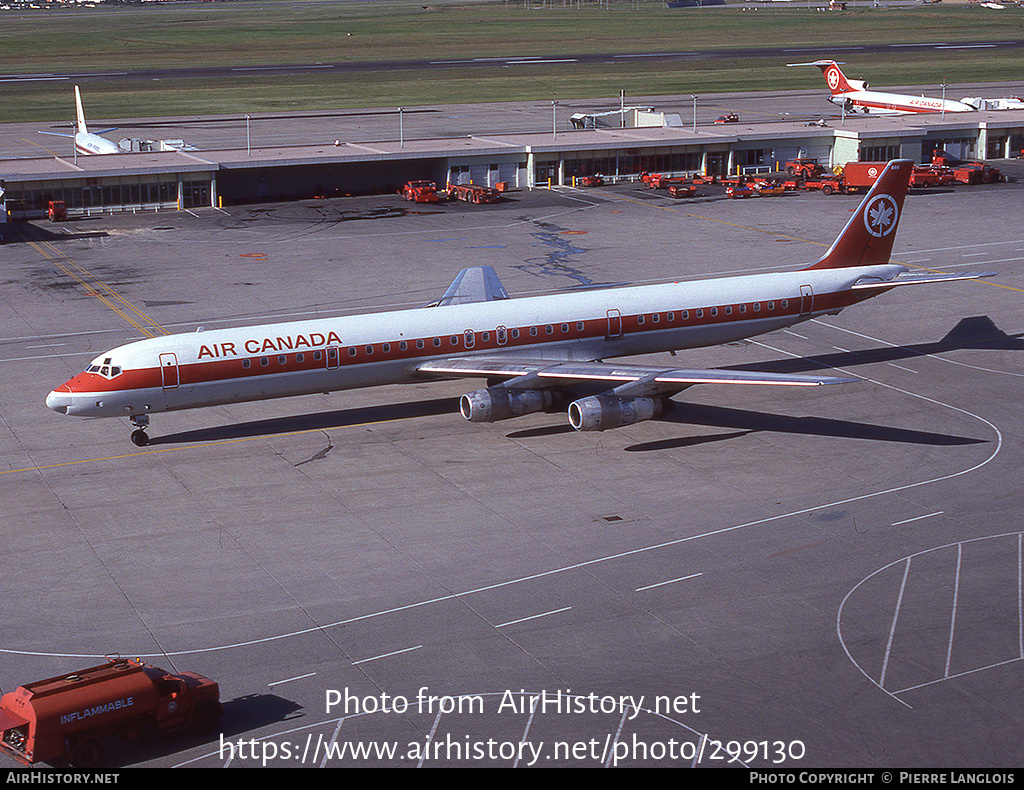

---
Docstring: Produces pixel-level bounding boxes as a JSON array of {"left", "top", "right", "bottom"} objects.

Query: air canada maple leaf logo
[
  {"left": 827, "top": 68, "right": 841, "bottom": 92},
  {"left": 863, "top": 195, "right": 898, "bottom": 237}
]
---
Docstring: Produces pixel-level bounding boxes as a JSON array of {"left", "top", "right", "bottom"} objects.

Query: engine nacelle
[
  {"left": 460, "top": 387, "right": 556, "bottom": 423},
  {"left": 568, "top": 395, "right": 665, "bottom": 432}
]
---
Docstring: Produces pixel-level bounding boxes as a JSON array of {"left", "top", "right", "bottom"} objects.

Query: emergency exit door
[{"left": 159, "top": 353, "right": 179, "bottom": 389}]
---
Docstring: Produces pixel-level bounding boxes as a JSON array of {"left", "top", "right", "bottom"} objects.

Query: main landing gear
[{"left": 130, "top": 414, "right": 150, "bottom": 447}]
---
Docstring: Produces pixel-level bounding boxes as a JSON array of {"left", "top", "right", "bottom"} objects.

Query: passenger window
[
  {"left": 710, "top": 308, "right": 718, "bottom": 317},
  {"left": 278, "top": 355, "right": 286, "bottom": 365},
  {"left": 511, "top": 328, "right": 520, "bottom": 339},
  {"left": 243, "top": 359, "right": 251, "bottom": 369},
  {"left": 416, "top": 339, "right": 425, "bottom": 349},
  {"left": 637, "top": 315, "right": 645, "bottom": 325},
  {"left": 530, "top": 327, "right": 538, "bottom": 337},
  {"left": 296, "top": 353, "right": 304, "bottom": 363},
  {"left": 433, "top": 337, "right": 441, "bottom": 347},
  {"left": 314, "top": 350, "right": 323, "bottom": 360},
  {"left": 545, "top": 325, "right": 553, "bottom": 335},
  {"left": 260, "top": 357, "right": 269, "bottom": 367},
  {"left": 349, "top": 347, "right": 357, "bottom": 357},
  {"left": 652, "top": 314, "right": 660, "bottom": 324},
  {"left": 724, "top": 306, "right": 732, "bottom": 315},
  {"left": 781, "top": 299, "right": 789, "bottom": 309},
  {"left": 382, "top": 344, "right": 390, "bottom": 354},
  {"left": 399, "top": 341, "right": 408, "bottom": 351}
]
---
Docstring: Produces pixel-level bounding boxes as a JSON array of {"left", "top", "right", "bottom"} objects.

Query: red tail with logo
[
  {"left": 804, "top": 159, "right": 913, "bottom": 271},
  {"left": 818, "top": 61, "right": 854, "bottom": 96}
]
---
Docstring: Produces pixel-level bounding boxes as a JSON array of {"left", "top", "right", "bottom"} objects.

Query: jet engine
[
  {"left": 567, "top": 395, "right": 667, "bottom": 432},
  {"left": 460, "top": 387, "right": 556, "bottom": 423}
]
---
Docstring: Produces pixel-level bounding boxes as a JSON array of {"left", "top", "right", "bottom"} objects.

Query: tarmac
[{"left": 1, "top": 155, "right": 1023, "bottom": 768}]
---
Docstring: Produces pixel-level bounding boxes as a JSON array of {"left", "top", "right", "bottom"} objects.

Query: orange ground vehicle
[
  {"left": 47, "top": 201, "right": 67, "bottom": 221},
  {"left": 784, "top": 158, "right": 826, "bottom": 178},
  {"left": 446, "top": 183, "right": 501, "bottom": 204},
  {"left": 0, "top": 657, "right": 222, "bottom": 767},
  {"left": 400, "top": 181, "right": 441, "bottom": 203}
]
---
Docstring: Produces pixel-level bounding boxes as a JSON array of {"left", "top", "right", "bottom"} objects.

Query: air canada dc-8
[{"left": 47, "top": 160, "right": 994, "bottom": 446}]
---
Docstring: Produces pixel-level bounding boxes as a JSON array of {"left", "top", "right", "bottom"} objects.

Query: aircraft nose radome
[{"left": 46, "top": 390, "right": 71, "bottom": 414}]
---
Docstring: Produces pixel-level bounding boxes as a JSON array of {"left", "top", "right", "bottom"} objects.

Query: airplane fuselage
[
  {"left": 75, "top": 132, "right": 121, "bottom": 156},
  {"left": 829, "top": 89, "right": 974, "bottom": 115},
  {"left": 46, "top": 263, "right": 902, "bottom": 421}
]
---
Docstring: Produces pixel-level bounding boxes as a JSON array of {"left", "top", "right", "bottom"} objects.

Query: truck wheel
[
  {"left": 70, "top": 737, "right": 105, "bottom": 768},
  {"left": 822, "top": 185, "right": 834, "bottom": 196}
]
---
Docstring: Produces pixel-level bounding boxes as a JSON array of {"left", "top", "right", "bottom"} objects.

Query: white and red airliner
[
  {"left": 39, "top": 86, "right": 121, "bottom": 156},
  {"left": 47, "top": 160, "right": 993, "bottom": 446},
  {"left": 789, "top": 60, "right": 975, "bottom": 115}
]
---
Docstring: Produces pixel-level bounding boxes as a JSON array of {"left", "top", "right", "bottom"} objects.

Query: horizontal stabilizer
[
  {"left": 431, "top": 266, "right": 510, "bottom": 307},
  {"left": 851, "top": 271, "right": 998, "bottom": 290}
]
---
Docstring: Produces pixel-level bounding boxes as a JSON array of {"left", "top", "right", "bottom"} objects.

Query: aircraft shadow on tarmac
[
  {"left": 152, "top": 317, "right": 1014, "bottom": 448},
  {"left": 150, "top": 397, "right": 460, "bottom": 446}
]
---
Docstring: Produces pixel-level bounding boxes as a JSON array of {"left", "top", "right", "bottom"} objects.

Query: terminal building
[{"left": 2, "top": 108, "right": 1022, "bottom": 220}]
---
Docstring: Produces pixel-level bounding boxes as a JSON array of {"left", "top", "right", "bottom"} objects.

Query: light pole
[
  {"left": 399, "top": 107, "right": 404, "bottom": 147},
  {"left": 245, "top": 115, "right": 250, "bottom": 157},
  {"left": 941, "top": 82, "right": 947, "bottom": 119},
  {"left": 691, "top": 95, "right": 698, "bottom": 134},
  {"left": 552, "top": 100, "right": 558, "bottom": 140}
]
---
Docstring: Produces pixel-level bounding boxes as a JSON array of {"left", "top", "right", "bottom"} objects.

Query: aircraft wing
[
  {"left": 430, "top": 266, "right": 510, "bottom": 306},
  {"left": 851, "top": 271, "right": 998, "bottom": 290},
  {"left": 416, "top": 357, "right": 855, "bottom": 392}
]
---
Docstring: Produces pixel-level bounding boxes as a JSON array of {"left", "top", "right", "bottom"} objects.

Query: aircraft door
[
  {"left": 800, "top": 284, "right": 814, "bottom": 316},
  {"left": 606, "top": 309, "right": 622, "bottom": 339},
  {"left": 325, "top": 346, "right": 340, "bottom": 370},
  {"left": 464, "top": 329, "right": 475, "bottom": 350},
  {"left": 159, "top": 353, "right": 179, "bottom": 389}
]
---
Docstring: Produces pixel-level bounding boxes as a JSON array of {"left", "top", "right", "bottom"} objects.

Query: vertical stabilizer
[
  {"left": 804, "top": 159, "right": 913, "bottom": 270},
  {"left": 74, "top": 86, "right": 88, "bottom": 135}
]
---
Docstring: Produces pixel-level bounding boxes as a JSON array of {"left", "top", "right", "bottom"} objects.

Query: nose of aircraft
[{"left": 46, "top": 388, "right": 72, "bottom": 414}]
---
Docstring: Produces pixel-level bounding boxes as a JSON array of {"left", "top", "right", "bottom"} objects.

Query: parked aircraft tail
[
  {"left": 75, "top": 85, "right": 88, "bottom": 135},
  {"left": 804, "top": 159, "right": 913, "bottom": 270},
  {"left": 787, "top": 60, "right": 866, "bottom": 95}
]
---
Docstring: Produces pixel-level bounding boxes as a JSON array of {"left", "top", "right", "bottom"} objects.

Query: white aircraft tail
[{"left": 75, "top": 85, "right": 88, "bottom": 135}]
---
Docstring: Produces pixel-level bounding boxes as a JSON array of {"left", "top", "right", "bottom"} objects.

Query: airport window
[{"left": 243, "top": 359, "right": 251, "bottom": 369}]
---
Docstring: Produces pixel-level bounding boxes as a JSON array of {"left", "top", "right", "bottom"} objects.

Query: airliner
[
  {"left": 789, "top": 60, "right": 975, "bottom": 115},
  {"left": 47, "top": 160, "right": 994, "bottom": 446},
  {"left": 39, "top": 86, "right": 121, "bottom": 156}
]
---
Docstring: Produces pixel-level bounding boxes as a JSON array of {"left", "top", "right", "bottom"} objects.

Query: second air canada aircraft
[{"left": 47, "top": 160, "right": 994, "bottom": 446}]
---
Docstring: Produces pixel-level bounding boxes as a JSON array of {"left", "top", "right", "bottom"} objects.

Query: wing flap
[
  {"left": 431, "top": 266, "right": 510, "bottom": 306},
  {"left": 417, "top": 357, "right": 855, "bottom": 388},
  {"left": 852, "top": 271, "right": 998, "bottom": 290}
]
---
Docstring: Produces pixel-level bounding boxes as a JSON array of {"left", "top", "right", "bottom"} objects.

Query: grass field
[{"left": 1, "top": 0, "right": 1023, "bottom": 122}]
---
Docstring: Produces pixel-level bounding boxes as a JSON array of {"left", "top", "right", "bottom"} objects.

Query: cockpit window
[{"left": 87, "top": 361, "right": 123, "bottom": 380}]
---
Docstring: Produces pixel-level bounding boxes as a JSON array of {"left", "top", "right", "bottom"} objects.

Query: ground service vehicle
[
  {"left": 715, "top": 113, "right": 739, "bottom": 123},
  {"left": 785, "top": 158, "right": 825, "bottom": 178},
  {"left": 0, "top": 657, "right": 222, "bottom": 767},
  {"left": 667, "top": 184, "right": 698, "bottom": 198},
  {"left": 446, "top": 183, "right": 501, "bottom": 203},
  {"left": 401, "top": 181, "right": 441, "bottom": 203},
  {"left": 576, "top": 175, "right": 604, "bottom": 187},
  {"left": 47, "top": 201, "right": 67, "bottom": 221},
  {"left": 639, "top": 172, "right": 690, "bottom": 190}
]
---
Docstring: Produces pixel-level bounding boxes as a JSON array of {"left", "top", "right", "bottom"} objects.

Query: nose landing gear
[{"left": 130, "top": 414, "right": 150, "bottom": 447}]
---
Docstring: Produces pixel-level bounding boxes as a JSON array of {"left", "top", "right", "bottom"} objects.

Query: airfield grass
[{"left": 2, "top": 0, "right": 1024, "bottom": 122}]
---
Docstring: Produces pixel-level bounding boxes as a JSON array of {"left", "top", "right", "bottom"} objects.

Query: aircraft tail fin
[
  {"left": 787, "top": 60, "right": 858, "bottom": 95},
  {"left": 74, "top": 85, "right": 88, "bottom": 135},
  {"left": 804, "top": 159, "right": 913, "bottom": 271}
]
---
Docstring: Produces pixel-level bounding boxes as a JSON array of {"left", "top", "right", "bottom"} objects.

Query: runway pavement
[{"left": 0, "top": 161, "right": 1022, "bottom": 767}]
